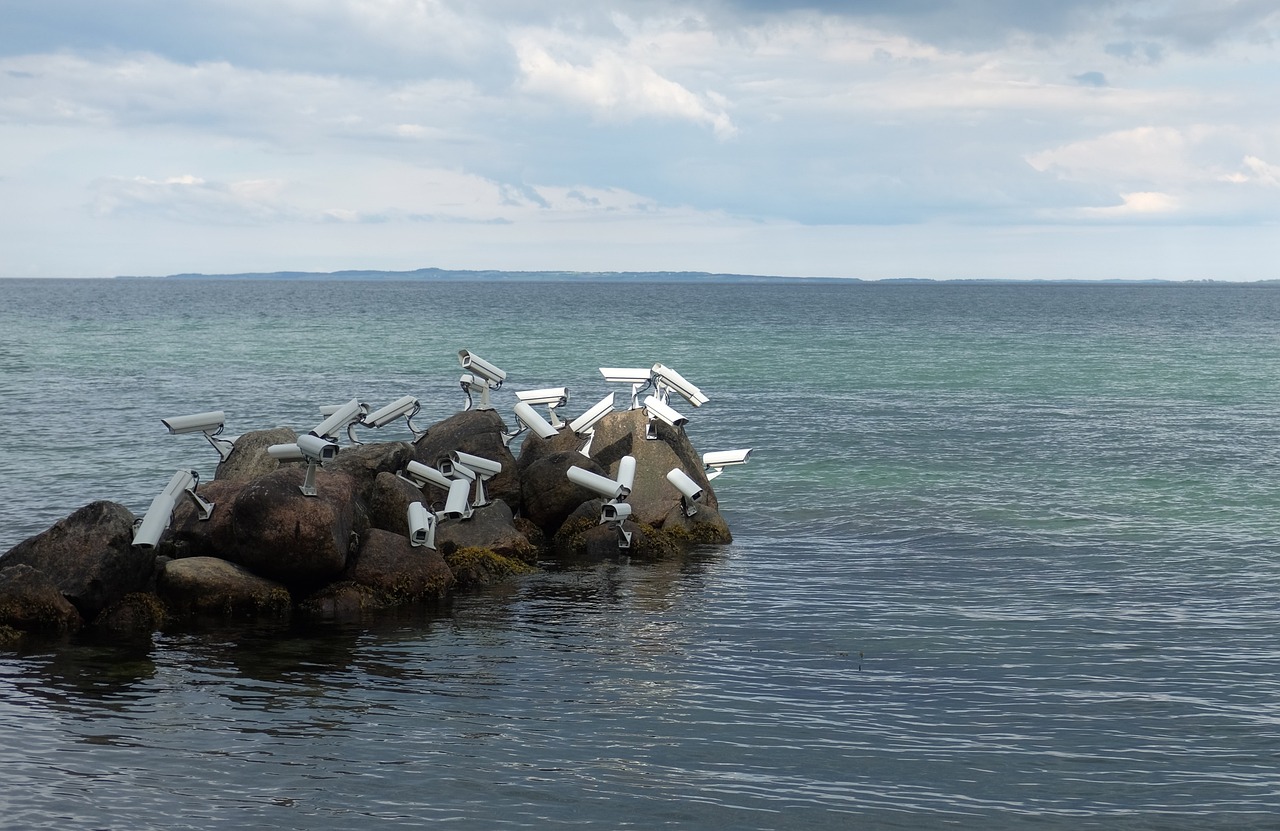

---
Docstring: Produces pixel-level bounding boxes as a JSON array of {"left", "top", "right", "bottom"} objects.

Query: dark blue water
[{"left": 2, "top": 279, "right": 1279, "bottom": 828}]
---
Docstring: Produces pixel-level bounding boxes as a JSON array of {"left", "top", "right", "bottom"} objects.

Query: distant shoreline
[{"left": 111, "top": 268, "right": 1277, "bottom": 286}]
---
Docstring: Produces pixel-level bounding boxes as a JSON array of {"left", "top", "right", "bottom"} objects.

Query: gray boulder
[
  {"left": 157, "top": 556, "right": 291, "bottom": 618},
  {"left": 342, "top": 528, "right": 455, "bottom": 603},
  {"left": 0, "top": 501, "right": 150, "bottom": 620},
  {"left": 225, "top": 467, "right": 359, "bottom": 587},
  {"left": 413, "top": 410, "right": 520, "bottom": 512},
  {"left": 366, "top": 471, "right": 429, "bottom": 537},
  {"left": 166, "top": 478, "right": 247, "bottom": 559},
  {"left": 585, "top": 409, "right": 719, "bottom": 527},
  {"left": 0, "top": 564, "right": 82, "bottom": 634},
  {"left": 515, "top": 425, "right": 584, "bottom": 474},
  {"left": 215, "top": 427, "right": 299, "bottom": 483},
  {"left": 327, "top": 440, "right": 415, "bottom": 505},
  {"left": 520, "top": 451, "right": 607, "bottom": 534},
  {"left": 435, "top": 500, "right": 536, "bottom": 564}
]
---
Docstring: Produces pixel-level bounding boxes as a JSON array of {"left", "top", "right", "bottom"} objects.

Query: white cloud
[
  {"left": 514, "top": 38, "right": 736, "bottom": 138},
  {"left": 1079, "top": 190, "right": 1181, "bottom": 218}
]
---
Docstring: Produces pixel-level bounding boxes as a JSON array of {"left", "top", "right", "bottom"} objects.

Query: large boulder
[
  {"left": 435, "top": 500, "right": 536, "bottom": 565},
  {"left": 514, "top": 425, "right": 583, "bottom": 474},
  {"left": 0, "top": 564, "right": 82, "bottom": 634},
  {"left": 342, "top": 528, "right": 454, "bottom": 603},
  {"left": 366, "top": 471, "right": 429, "bottom": 536},
  {"left": 413, "top": 410, "right": 520, "bottom": 512},
  {"left": 166, "top": 478, "right": 248, "bottom": 559},
  {"left": 215, "top": 427, "right": 299, "bottom": 483},
  {"left": 520, "top": 451, "right": 607, "bottom": 534},
  {"left": 0, "top": 501, "right": 151, "bottom": 620},
  {"left": 585, "top": 409, "right": 719, "bottom": 527},
  {"left": 225, "top": 467, "right": 359, "bottom": 588},
  {"left": 327, "top": 441, "right": 415, "bottom": 505},
  {"left": 157, "top": 556, "right": 291, "bottom": 618},
  {"left": 658, "top": 502, "right": 733, "bottom": 544}
]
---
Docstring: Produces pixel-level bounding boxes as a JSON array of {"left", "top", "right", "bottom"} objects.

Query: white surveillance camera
[
  {"left": 643, "top": 395, "right": 689, "bottom": 431},
  {"left": 132, "top": 468, "right": 214, "bottom": 549},
  {"left": 513, "top": 401, "right": 560, "bottom": 440},
  {"left": 569, "top": 392, "right": 616, "bottom": 436},
  {"left": 651, "top": 363, "right": 708, "bottom": 407},
  {"left": 666, "top": 468, "right": 703, "bottom": 516},
  {"left": 161, "top": 411, "right": 226, "bottom": 435},
  {"left": 440, "top": 478, "right": 473, "bottom": 520},
  {"left": 601, "top": 501, "right": 632, "bottom": 523},
  {"left": 449, "top": 450, "right": 502, "bottom": 479},
  {"left": 567, "top": 465, "right": 630, "bottom": 501},
  {"left": 515, "top": 387, "right": 569, "bottom": 408},
  {"left": 297, "top": 432, "right": 340, "bottom": 463},
  {"left": 295, "top": 433, "right": 339, "bottom": 497},
  {"left": 400, "top": 460, "right": 453, "bottom": 491},
  {"left": 616, "top": 455, "right": 637, "bottom": 494},
  {"left": 267, "top": 442, "right": 305, "bottom": 462},
  {"left": 599, "top": 367, "right": 654, "bottom": 409},
  {"left": 407, "top": 501, "right": 438, "bottom": 549},
  {"left": 703, "top": 448, "right": 753, "bottom": 480},
  {"left": 458, "top": 350, "right": 506, "bottom": 385},
  {"left": 361, "top": 395, "right": 425, "bottom": 433},
  {"left": 458, "top": 369, "right": 500, "bottom": 411},
  {"left": 160, "top": 410, "right": 236, "bottom": 461},
  {"left": 312, "top": 398, "right": 368, "bottom": 442}
]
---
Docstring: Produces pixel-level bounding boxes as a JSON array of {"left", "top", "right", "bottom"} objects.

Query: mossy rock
[
  {"left": 296, "top": 581, "right": 395, "bottom": 619},
  {"left": 93, "top": 592, "right": 169, "bottom": 635},
  {"left": 443, "top": 544, "right": 538, "bottom": 590},
  {"left": 0, "top": 624, "right": 22, "bottom": 649}
]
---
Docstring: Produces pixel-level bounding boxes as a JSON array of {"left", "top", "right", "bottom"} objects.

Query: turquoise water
[{"left": 1, "top": 279, "right": 1279, "bottom": 828}]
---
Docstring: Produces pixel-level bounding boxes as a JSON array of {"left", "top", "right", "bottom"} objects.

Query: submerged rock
[
  {"left": 0, "top": 564, "right": 82, "bottom": 634},
  {"left": 158, "top": 556, "right": 291, "bottom": 619},
  {"left": 342, "top": 528, "right": 454, "bottom": 603},
  {"left": 435, "top": 500, "right": 537, "bottom": 565}
]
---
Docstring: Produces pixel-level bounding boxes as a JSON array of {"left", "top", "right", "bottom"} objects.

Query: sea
[{"left": 1, "top": 278, "right": 1278, "bottom": 829}]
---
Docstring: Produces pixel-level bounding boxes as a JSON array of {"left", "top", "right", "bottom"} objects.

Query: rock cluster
[{"left": 1, "top": 406, "right": 733, "bottom": 647}]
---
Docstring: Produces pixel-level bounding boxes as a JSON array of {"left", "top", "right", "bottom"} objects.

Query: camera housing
[
  {"left": 512, "top": 401, "right": 560, "bottom": 440},
  {"left": 132, "top": 468, "right": 214, "bottom": 549},
  {"left": 312, "top": 398, "right": 368, "bottom": 443},
  {"left": 407, "top": 501, "right": 438, "bottom": 549},
  {"left": 651, "top": 363, "right": 708, "bottom": 407},
  {"left": 599, "top": 368, "right": 653, "bottom": 409},
  {"left": 160, "top": 410, "right": 235, "bottom": 461},
  {"left": 354, "top": 395, "right": 426, "bottom": 442},
  {"left": 399, "top": 460, "right": 454, "bottom": 491},
  {"left": 703, "top": 448, "right": 753, "bottom": 480},
  {"left": 666, "top": 468, "right": 703, "bottom": 516}
]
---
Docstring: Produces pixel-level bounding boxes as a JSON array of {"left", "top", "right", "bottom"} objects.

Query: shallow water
[{"left": 2, "top": 279, "right": 1279, "bottom": 828}]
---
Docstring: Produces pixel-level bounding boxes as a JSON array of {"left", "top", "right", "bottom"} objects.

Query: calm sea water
[{"left": 2, "top": 278, "right": 1279, "bottom": 829}]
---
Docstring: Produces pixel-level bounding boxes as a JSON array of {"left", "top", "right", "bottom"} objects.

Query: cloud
[
  {"left": 1079, "top": 190, "right": 1180, "bottom": 218},
  {"left": 514, "top": 39, "right": 735, "bottom": 138}
]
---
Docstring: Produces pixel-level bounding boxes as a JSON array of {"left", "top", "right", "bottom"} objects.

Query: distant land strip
[{"left": 115, "top": 268, "right": 1276, "bottom": 285}]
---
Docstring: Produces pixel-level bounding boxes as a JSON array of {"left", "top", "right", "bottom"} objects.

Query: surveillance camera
[
  {"left": 449, "top": 450, "right": 502, "bottom": 479},
  {"left": 601, "top": 501, "right": 632, "bottom": 523},
  {"left": 666, "top": 468, "right": 703, "bottom": 516},
  {"left": 643, "top": 395, "right": 689, "bottom": 428},
  {"left": 312, "top": 398, "right": 368, "bottom": 442},
  {"left": 569, "top": 392, "right": 616, "bottom": 436},
  {"left": 132, "top": 468, "right": 214, "bottom": 549},
  {"left": 407, "top": 501, "right": 438, "bottom": 549},
  {"left": 616, "top": 455, "right": 636, "bottom": 494},
  {"left": 703, "top": 448, "right": 753, "bottom": 480},
  {"left": 362, "top": 395, "right": 422, "bottom": 429},
  {"left": 400, "top": 460, "right": 453, "bottom": 491},
  {"left": 458, "top": 369, "right": 500, "bottom": 411},
  {"left": 161, "top": 411, "right": 226, "bottom": 435},
  {"left": 267, "top": 442, "right": 305, "bottom": 462},
  {"left": 440, "top": 477, "right": 473, "bottom": 521},
  {"left": 651, "top": 363, "right": 708, "bottom": 407},
  {"left": 567, "top": 465, "right": 630, "bottom": 501},
  {"left": 600, "top": 367, "right": 654, "bottom": 409},
  {"left": 515, "top": 387, "right": 569, "bottom": 408},
  {"left": 458, "top": 350, "right": 506, "bottom": 385},
  {"left": 297, "top": 432, "right": 340, "bottom": 463},
  {"left": 160, "top": 410, "right": 236, "bottom": 461},
  {"left": 513, "top": 401, "right": 560, "bottom": 440}
]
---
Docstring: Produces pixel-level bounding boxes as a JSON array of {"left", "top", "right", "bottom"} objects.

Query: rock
[
  {"left": 342, "top": 528, "right": 454, "bottom": 603},
  {"left": 0, "top": 501, "right": 151, "bottom": 620},
  {"left": 659, "top": 502, "right": 733, "bottom": 544},
  {"left": 441, "top": 543, "right": 537, "bottom": 591},
  {"left": 366, "top": 471, "right": 429, "bottom": 536},
  {"left": 166, "top": 478, "right": 247, "bottom": 559},
  {"left": 413, "top": 410, "right": 521, "bottom": 512},
  {"left": 0, "top": 564, "right": 82, "bottom": 634},
  {"left": 435, "top": 500, "right": 537, "bottom": 565},
  {"left": 92, "top": 592, "right": 168, "bottom": 635},
  {"left": 157, "top": 556, "right": 291, "bottom": 618},
  {"left": 327, "top": 441, "right": 415, "bottom": 504},
  {"left": 226, "top": 467, "right": 359, "bottom": 587},
  {"left": 520, "top": 451, "right": 608, "bottom": 534},
  {"left": 584, "top": 408, "right": 719, "bottom": 527},
  {"left": 514, "top": 425, "right": 584, "bottom": 474},
  {"left": 215, "top": 427, "right": 300, "bottom": 483},
  {"left": 296, "top": 582, "right": 393, "bottom": 619},
  {"left": 574, "top": 521, "right": 681, "bottom": 560}
]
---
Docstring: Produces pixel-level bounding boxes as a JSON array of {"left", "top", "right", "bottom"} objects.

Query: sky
[{"left": 1, "top": 0, "right": 1277, "bottom": 280}]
